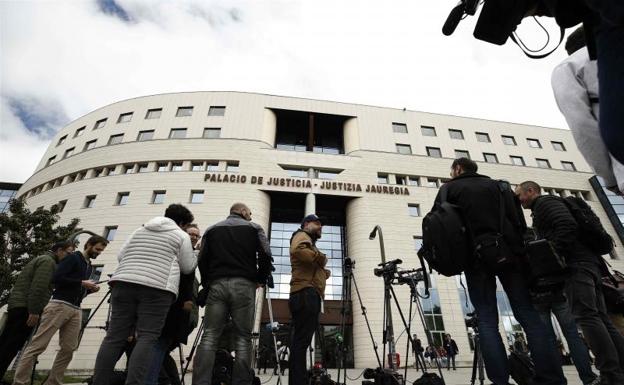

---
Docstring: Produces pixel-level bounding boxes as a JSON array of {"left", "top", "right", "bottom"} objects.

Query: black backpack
[
  {"left": 419, "top": 184, "right": 472, "bottom": 277},
  {"left": 413, "top": 372, "right": 444, "bottom": 385},
  {"left": 562, "top": 196, "right": 614, "bottom": 255}
]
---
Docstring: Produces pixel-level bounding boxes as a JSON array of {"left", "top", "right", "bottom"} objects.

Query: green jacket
[{"left": 8, "top": 252, "right": 57, "bottom": 314}]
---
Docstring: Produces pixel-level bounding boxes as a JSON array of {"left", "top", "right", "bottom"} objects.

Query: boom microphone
[{"left": 442, "top": 2, "right": 465, "bottom": 36}]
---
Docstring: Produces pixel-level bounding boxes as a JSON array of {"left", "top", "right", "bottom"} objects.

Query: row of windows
[
  {"left": 394, "top": 143, "right": 577, "bottom": 170},
  {"left": 47, "top": 128, "right": 223, "bottom": 166},
  {"left": 392, "top": 123, "right": 567, "bottom": 151},
  {"left": 27, "top": 159, "right": 240, "bottom": 198},
  {"left": 377, "top": 173, "right": 447, "bottom": 188},
  {"left": 56, "top": 106, "right": 226, "bottom": 146},
  {"left": 76, "top": 189, "right": 208, "bottom": 209}
]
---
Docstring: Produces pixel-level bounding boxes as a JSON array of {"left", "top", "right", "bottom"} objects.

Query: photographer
[
  {"left": 0, "top": 241, "right": 74, "bottom": 379},
  {"left": 430, "top": 158, "right": 565, "bottom": 385},
  {"left": 288, "top": 214, "right": 330, "bottom": 385},
  {"left": 516, "top": 181, "right": 624, "bottom": 385},
  {"left": 92, "top": 204, "right": 196, "bottom": 385},
  {"left": 192, "top": 203, "right": 272, "bottom": 385},
  {"left": 12, "top": 236, "right": 108, "bottom": 385}
]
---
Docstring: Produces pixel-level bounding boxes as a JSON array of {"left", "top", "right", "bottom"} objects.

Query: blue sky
[{"left": 0, "top": 0, "right": 573, "bottom": 183}]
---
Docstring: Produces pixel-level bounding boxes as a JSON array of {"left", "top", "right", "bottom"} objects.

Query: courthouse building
[{"left": 14, "top": 91, "right": 624, "bottom": 370}]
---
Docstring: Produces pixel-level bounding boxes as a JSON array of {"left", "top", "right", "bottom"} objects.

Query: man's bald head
[{"left": 230, "top": 202, "right": 252, "bottom": 221}]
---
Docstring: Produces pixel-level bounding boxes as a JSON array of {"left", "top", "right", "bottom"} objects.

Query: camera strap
[{"left": 510, "top": 25, "right": 565, "bottom": 59}]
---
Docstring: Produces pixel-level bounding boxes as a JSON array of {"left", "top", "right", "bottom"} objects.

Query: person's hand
[
  {"left": 182, "top": 301, "right": 193, "bottom": 313},
  {"left": 82, "top": 280, "right": 98, "bottom": 291},
  {"left": 257, "top": 283, "right": 265, "bottom": 289},
  {"left": 90, "top": 285, "right": 100, "bottom": 293},
  {"left": 26, "top": 314, "right": 40, "bottom": 327},
  {"left": 324, "top": 269, "right": 331, "bottom": 279}
]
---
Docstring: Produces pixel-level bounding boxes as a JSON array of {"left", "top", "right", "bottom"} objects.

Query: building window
[
  {"left": 274, "top": 109, "right": 346, "bottom": 154},
  {"left": 191, "top": 162, "right": 205, "bottom": 171},
  {"left": 123, "top": 164, "right": 135, "bottom": 174},
  {"left": 502, "top": 135, "right": 517, "bottom": 146},
  {"left": 203, "top": 127, "right": 221, "bottom": 139},
  {"left": 157, "top": 162, "right": 169, "bottom": 172},
  {"left": 536, "top": 158, "right": 551, "bottom": 168},
  {"left": 392, "top": 122, "right": 408, "bottom": 133},
  {"left": 396, "top": 144, "right": 412, "bottom": 155},
  {"left": 84, "top": 195, "right": 96, "bottom": 208},
  {"left": 94, "top": 118, "right": 107, "bottom": 130},
  {"left": 169, "top": 128, "right": 187, "bottom": 139},
  {"left": 527, "top": 138, "right": 542, "bottom": 148},
  {"left": 408, "top": 204, "right": 421, "bottom": 217},
  {"left": 455, "top": 150, "right": 470, "bottom": 159},
  {"left": 176, "top": 106, "right": 193, "bottom": 117},
  {"left": 208, "top": 106, "right": 226, "bottom": 116},
  {"left": 315, "top": 169, "right": 340, "bottom": 180},
  {"left": 414, "top": 236, "right": 423, "bottom": 251},
  {"left": 116, "top": 192, "right": 130, "bottom": 206},
  {"left": 57, "top": 135, "right": 67, "bottom": 146},
  {"left": 427, "top": 178, "right": 439, "bottom": 188},
  {"left": 138, "top": 163, "right": 149, "bottom": 173},
  {"left": 108, "top": 134, "right": 124, "bottom": 145},
  {"left": 561, "top": 161, "right": 576, "bottom": 171},
  {"left": 206, "top": 161, "right": 219, "bottom": 171},
  {"left": 171, "top": 162, "right": 183, "bottom": 171},
  {"left": 74, "top": 126, "right": 85, "bottom": 137},
  {"left": 46, "top": 156, "right": 57, "bottom": 166},
  {"left": 145, "top": 108, "right": 162, "bottom": 119},
  {"left": 427, "top": 147, "right": 442, "bottom": 158},
  {"left": 421, "top": 126, "right": 436, "bottom": 137},
  {"left": 63, "top": 147, "right": 75, "bottom": 159},
  {"left": 66, "top": 174, "right": 76, "bottom": 184},
  {"left": 510, "top": 156, "right": 525, "bottom": 166},
  {"left": 93, "top": 168, "right": 104, "bottom": 178},
  {"left": 226, "top": 162, "right": 239, "bottom": 172},
  {"left": 190, "top": 190, "right": 204, "bottom": 203},
  {"left": 137, "top": 130, "right": 155, "bottom": 141},
  {"left": 449, "top": 129, "right": 464, "bottom": 140},
  {"left": 408, "top": 176, "right": 420, "bottom": 186},
  {"left": 552, "top": 141, "right": 566, "bottom": 151},
  {"left": 476, "top": 132, "right": 491, "bottom": 143},
  {"left": 84, "top": 139, "right": 97, "bottom": 151},
  {"left": 484, "top": 153, "right": 499, "bottom": 163},
  {"left": 377, "top": 173, "right": 389, "bottom": 184},
  {"left": 107, "top": 166, "right": 117, "bottom": 176},
  {"left": 283, "top": 167, "right": 308, "bottom": 178},
  {"left": 104, "top": 226, "right": 118, "bottom": 241},
  {"left": 152, "top": 190, "right": 166, "bottom": 204},
  {"left": 55, "top": 200, "right": 67, "bottom": 212},
  {"left": 117, "top": 112, "right": 133, "bottom": 123}
]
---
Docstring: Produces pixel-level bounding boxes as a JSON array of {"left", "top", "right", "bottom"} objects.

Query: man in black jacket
[
  {"left": 192, "top": 203, "right": 273, "bottom": 385},
  {"left": 517, "top": 180, "right": 624, "bottom": 385},
  {"left": 432, "top": 158, "right": 565, "bottom": 385}
]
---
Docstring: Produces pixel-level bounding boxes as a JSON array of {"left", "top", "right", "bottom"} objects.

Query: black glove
[
  {"left": 197, "top": 288, "right": 208, "bottom": 307},
  {"left": 266, "top": 274, "right": 275, "bottom": 289}
]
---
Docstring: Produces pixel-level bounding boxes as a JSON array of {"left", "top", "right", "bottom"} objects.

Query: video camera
[{"left": 374, "top": 259, "right": 403, "bottom": 278}]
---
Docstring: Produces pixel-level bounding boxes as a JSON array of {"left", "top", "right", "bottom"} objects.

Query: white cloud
[{"left": 0, "top": 0, "right": 571, "bottom": 183}]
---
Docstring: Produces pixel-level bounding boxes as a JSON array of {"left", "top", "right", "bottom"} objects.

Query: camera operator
[
  {"left": 145, "top": 224, "right": 201, "bottom": 385},
  {"left": 516, "top": 181, "right": 624, "bottom": 385},
  {"left": 92, "top": 204, "right": 196, "bottom": 385},
  {"left": 430, "top": 158, "right": 565, "bottom": 385},
  {"left": 0, "top": 241, "right": 74, "bottom": 379},
  {"left": 192, "top": 203, "right": 273, "bottom": 385},
  {"left": 12, "top": 236, "right": 108, "bottom": 385},
  {"left": 552, "top": 27, "right": 623, "bottom": 195},
  {"left": 288, "top": 214, "right": 330, "bottom": 385}
]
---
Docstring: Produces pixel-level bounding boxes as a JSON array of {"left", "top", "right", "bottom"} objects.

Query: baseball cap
[{"left": 301, "top": 214, "right": 322, "bottom": 228}]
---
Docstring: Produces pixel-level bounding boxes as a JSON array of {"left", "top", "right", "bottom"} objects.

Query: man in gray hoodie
[
  {"left": 92, "top": 204, "right": 197, "bottom": 385},
  {"left": 552, "top": 26, "right": 623, "bottom": 194}
]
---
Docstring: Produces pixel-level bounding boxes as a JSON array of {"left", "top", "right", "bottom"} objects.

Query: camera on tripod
[{"left": 374, "top": 259, "right": 402, "bottom": 278}]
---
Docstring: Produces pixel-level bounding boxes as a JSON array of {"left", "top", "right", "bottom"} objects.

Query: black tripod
[
  {"left": 468, "top": 321, "right": 485, "bottom": 385},
  {"left": 335, "top": 257, "right": 382, "bottom": 385}
]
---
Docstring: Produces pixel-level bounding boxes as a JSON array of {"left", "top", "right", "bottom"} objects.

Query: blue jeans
[
  {"left": 536, "top": 300, "right": 597, "bottom": 385},
  {"left": 145, "top": 336, "right": 170, "bottom": 385},
  {"left": 192, "top": 277, "right": 256, "bottom": 385},
  {"left": 465, "top": 267, "right": 567, "bottom": 385}
]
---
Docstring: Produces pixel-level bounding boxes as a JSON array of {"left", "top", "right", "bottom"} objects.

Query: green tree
[{"left": 0, "top": 197, "right": 80, "bottom": 307}]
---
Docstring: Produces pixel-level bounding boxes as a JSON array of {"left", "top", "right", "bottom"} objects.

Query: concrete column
[{"left": 305, "top": 193, "right": 316, "bottom": 215}]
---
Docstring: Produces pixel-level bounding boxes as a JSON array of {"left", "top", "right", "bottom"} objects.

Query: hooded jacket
[
  {"left": 289, "top": 229, "right": 330, "bottom": 298},
  {"left": 8, "top": 252, "right": 57, "bottom": 314},
  {"left": 111, "top": 216, "right": 196, "bottom": 296}
]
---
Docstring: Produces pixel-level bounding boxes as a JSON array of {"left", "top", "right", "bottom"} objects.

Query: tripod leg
[
  {"left": 265, "top": 288, "right": 283, "bottom": 385},
  {"left": 181, "top": 317, "right": 204, "bottom": 381}
]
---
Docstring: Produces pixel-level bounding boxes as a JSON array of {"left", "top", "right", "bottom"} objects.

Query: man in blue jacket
[{"left": 12, "top": 235, "right": 108, "bottom": 385}]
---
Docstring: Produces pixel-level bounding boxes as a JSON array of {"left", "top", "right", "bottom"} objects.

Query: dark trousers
[
  {"left": 566, "top": 263, "right": 624, "bottom": 384},
  {"left": 0, "top": 307, "right": 34, "bottom": 378},
  {"left": 465, "top": 266, "right": 566, "bottom": 385},
  {"left": 288, "top": 288, "right": 320, "bottom": 385},
  {"left": 595, "top": 1, "right": 624, "bottom": 164},
  {"left": 447, "top": 355, "right": 456, "bottom": 370},
  {"left": 92, "top": 282, "right": 174, "bottom": 385}
]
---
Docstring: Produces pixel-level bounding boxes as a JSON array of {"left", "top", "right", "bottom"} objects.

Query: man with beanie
[
  {"left": 92, "top": 204, "right": 196, "bottom": 385},
  {"left": 288, "top": 214, "right": 330, "bottom": 385},
  {"left": 0, "top": 241, "right": 74, "bottom": 379}
]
